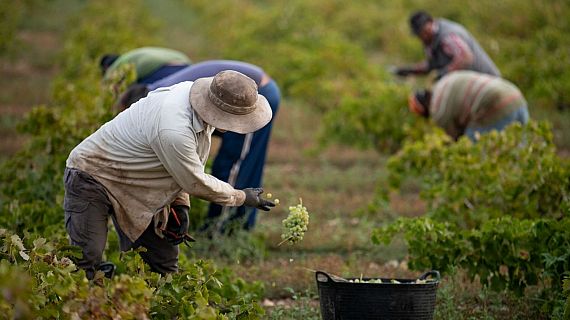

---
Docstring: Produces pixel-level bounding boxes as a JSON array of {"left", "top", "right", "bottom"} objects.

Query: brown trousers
[{"left": 63, "top": 167, "right": 178, "bottom": 279}]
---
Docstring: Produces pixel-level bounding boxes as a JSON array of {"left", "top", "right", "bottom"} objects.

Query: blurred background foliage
[
  {"left": 184, "top": 0, "right": 570, "bottom": 151},
  {"left": 0, "top": 0, "right": 157, "bottom": 234}
]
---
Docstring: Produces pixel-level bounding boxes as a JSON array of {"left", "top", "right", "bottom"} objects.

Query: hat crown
[{"left": 208, "top": 70, "right": 258, "bottom": 115}]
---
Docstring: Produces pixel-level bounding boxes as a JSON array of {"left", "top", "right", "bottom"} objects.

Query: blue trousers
[
  {"left": 465, "top": 104, "right": 530, "bottom": 141},
  {"left": 206, "top": 80, "right": 281, "bottom": 230}
]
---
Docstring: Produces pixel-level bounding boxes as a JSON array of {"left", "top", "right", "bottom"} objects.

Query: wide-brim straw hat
[{"left": 190, "top": 70, "right": 272, "bottom": 134}]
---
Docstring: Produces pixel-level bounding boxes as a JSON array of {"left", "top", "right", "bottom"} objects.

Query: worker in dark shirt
[{"left": 394, "top": 11, "right": 500, "bottom": 80}]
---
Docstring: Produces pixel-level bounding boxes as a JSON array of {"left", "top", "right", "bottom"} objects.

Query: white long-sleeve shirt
[{"left": 66, "top": 81, "right": 246, "bottom": 241}]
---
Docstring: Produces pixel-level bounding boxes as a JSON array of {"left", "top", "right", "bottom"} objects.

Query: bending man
[
  {"left": 408, "top": 70, "right": 529, "bottom": 141},
  {"left": 64, "top": 71, "right": 275, "bottom": 279},
  {"left": 394, "top": 10, "right": 500, "bottom": 79},
  {"left": 100, "top": 46, "right": 191, "bottom": 84},
  {"left": 117, "top": 60, "right": 281, "bottom": 231}
]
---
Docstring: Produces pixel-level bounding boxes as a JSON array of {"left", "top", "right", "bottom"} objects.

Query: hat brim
[{"left": 190, "top": 77, "right": 272, "bottom": 134}]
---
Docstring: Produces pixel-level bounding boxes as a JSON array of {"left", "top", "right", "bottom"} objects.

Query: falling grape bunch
[{"left": 279, "top": 199, "right": 310, "bottom": 246}]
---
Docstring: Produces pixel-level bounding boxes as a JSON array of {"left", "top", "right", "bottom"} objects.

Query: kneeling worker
[
  {"left": 63, "top": 71, "right": 275, "bottom": 279},
  {"left": 408, "top": 70, "right": 529, "bottom": 140}
]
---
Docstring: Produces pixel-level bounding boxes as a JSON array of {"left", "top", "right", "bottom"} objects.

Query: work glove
[
  {"left": 242, "top": 188, "right": 275, "bottom": 211},
  {"left": 163, "top": 205, "right": 195, "bottom": 246},
  {"left": 394, "top": 67, "right": 414, "bottom": 77}
]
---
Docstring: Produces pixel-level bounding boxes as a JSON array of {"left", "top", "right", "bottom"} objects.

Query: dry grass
[
  {"left": 207, "top": 99, "right": 415, "bottom": 300},
  {"left": 0, "top": 31, "right": 62, "bottom": 158}
]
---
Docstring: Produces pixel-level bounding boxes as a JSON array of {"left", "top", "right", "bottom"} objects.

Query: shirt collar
[
  {"left": 432, "top": 20, "right": 440, "bottom": 35},
  {"left": 190, "top": 108, "right": 214, "bottom": 135},
  {"left": 191, "top": 108, "right": 205, "bottom": 133},
  {"left": 428, "top": 20, "right": 441, "bottom": 49}
]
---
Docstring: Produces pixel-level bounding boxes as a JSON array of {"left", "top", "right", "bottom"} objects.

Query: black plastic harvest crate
[{"left": 316, "top": 270, "right": 440, "bottom": 320}]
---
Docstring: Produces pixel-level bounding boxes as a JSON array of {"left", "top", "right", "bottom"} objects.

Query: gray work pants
[{"left": 63, "top": 167, "right": 178, "bottom": 279}]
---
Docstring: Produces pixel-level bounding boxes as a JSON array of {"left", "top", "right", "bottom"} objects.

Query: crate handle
[
  {"left": 418, "top": 270, "right": 441, "bottom": 281},
  {"left": 316, "top": 271, "right": 350, "bottom": 283},
  {"left": 316, "top": 271, "right": 333, "bottom": 283}
]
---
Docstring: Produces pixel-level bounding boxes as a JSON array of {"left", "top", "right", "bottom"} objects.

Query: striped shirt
[{"left": 430, "top": 71, "right": 526, "bottom": 139}]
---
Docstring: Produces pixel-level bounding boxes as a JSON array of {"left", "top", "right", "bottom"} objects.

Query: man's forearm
[
  {"left": 410, "top": 61, "right": 431, "bottom": 74},
  {"left": 394, "top": 61, "right": 430, "bottom": 76}
]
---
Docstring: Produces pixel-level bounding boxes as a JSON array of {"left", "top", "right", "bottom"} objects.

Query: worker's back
[
  {"left": 104, "top": 47, "right": 191, "bottom": 82},
  {"left": 148, "top": 60, "right": 265, "bottom": 91},
  {"left": 431, "top": 71, "right": 525, "bottom": 138},
  {"left": 430, "top": 19, "right": 500, "bottom": 78}
]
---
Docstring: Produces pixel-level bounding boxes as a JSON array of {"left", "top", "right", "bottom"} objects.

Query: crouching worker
[
  {"left": 408, "top": 70, "right": 529, "bottom": 141},
  {"left": 63, "top": 71, "right": 275, "bottom": 279}
]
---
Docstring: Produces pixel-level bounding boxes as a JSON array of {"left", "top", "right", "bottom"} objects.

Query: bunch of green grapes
[{"left": 281, "top": 200, "right": 309, "bottom": 245}]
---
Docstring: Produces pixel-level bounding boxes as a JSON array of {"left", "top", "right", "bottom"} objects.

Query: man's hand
[
  {"left": 243, "top": 188, "right": 275, "bottom": 211},
  {"left": 164, "top": 205, "right": 191, "bottom": 245}
]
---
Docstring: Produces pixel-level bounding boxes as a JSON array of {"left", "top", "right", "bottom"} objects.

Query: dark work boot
[{"left": 98, "top": 261, "right": 116, "bottom": 279}]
